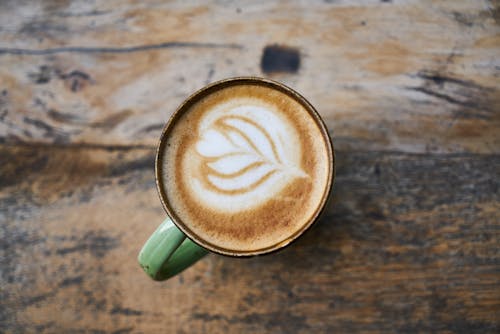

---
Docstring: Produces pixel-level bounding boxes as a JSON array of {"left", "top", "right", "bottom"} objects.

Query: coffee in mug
[{"left": 139, "top": 77, "right": 334, "bottom": 280}]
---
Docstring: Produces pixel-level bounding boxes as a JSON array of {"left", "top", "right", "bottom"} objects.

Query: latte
[{"left": 157, "top": 78, "right": 333, "bottom": 255}]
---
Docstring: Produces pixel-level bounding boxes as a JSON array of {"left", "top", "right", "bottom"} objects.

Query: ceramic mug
[{"left": 138, "top": 77, "right": 335, "bottom": 281}]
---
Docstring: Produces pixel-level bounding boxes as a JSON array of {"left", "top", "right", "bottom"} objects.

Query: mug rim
[{"left": 155, "top": 76, "right": 335, "bottom": 257}]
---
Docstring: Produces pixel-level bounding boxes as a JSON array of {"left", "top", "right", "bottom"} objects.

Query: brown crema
[{"left": 157, "top": 78, "right": 333, "bottom": 255}]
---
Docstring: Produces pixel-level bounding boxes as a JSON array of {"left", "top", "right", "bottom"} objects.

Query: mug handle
[{"left": 138, "top": 217, "right": 208, "bottom": 281}]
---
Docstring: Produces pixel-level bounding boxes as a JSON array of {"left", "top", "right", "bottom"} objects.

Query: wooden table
[{"left": 1, "top": 1, "right": 499, "bottom": 333}]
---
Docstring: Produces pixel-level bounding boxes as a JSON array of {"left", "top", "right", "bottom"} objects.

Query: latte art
[
  {"left": 159, "top": 80, "right": 332, "bottom": 253},
  {"left": 192, "top": 105, "right": 308, "bottom": 212}
]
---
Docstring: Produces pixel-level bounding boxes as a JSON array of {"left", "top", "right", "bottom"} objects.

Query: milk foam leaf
[
  {"left": 196, "top": 113, "right": 307, "bottom": 194},
  {"left": 196, "top": 129, "right": 237, "bottom": 157},
  {"left": 225, "top": 129, "right": 255, "bottom": 154},
  {"left": 207, "top": 164, "right": 276, "bottom": 191},
  {"left": 222, "top": 117, "right": 281, "bottom": 163},
  {"left": 207, "top": 153, "right": 262, "bottom": 175}
]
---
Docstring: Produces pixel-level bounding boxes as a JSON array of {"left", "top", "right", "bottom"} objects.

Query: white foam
[
  {"left": 162, "top": 86, "right": 333, "bottom": 252},
  {"left": 184, "top": 103, "right": 307, "bottom": 212},
  {"left": 207, "top": 153, "right": 261, "bottom": 175},
  {"left": 196, "top": 129, "right": 236, "bottom": 157},
  {"left": 222, "top": 117, "right": 280, "bottom": 163},
  {"left": 207, "top": 164, "right": 276, "bottom": 191}
]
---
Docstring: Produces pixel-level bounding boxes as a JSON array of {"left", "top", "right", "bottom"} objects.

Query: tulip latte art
[{"left": 159, "top": 82, "right": 331, "bottom": 253}]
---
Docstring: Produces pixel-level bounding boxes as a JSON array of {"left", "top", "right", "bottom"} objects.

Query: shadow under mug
[{"left": 138, "top": 77, "right": 335, "bottom": 281}]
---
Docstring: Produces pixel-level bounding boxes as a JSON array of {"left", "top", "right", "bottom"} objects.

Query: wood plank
[
  {"left": 0, "top": 0, "right": 498, "bottom": 153},
  {"left": 1, "top": 144, "right": 499, "bottom": 333}
]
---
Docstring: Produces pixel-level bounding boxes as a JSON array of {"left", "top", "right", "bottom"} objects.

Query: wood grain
[
  {"left": 1, "top": 0, "right": 499, "bottom": 153},
  {"left": 1, "top": 0, "right": 499, "bottom": 333}
]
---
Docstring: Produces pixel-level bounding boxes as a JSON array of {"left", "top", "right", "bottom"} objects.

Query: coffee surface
[{"left": 159, "top": 82, "right": 331, "bottom": 253}]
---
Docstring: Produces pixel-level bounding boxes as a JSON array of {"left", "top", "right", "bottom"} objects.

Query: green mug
[
  {"left": 138, "top": 218, "right": 208, "bottom": 281},
  {"left": 138, "top": 77, "right": 334, "bottom": 281}
]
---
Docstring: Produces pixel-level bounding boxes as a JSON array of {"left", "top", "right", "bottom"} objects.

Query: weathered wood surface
[{"left": 0, "top": 0, "right": 499, "bottom": 333}]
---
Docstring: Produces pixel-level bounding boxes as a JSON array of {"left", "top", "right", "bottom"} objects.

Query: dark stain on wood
[
  {"left": 137, "top": 123, "right": 164, "bottom": 134},
  {"left": 0, "top": 146, "right": 48, "bottom": 188},
  {"left": 28, "top": 65, "right": 53, "bottom": 84},
  {"left": 416, "top": 70, "right": 488, "bottom": 90},
  {"left": 60, "top": 70, "right": 92, "bottom": 92},
  {"left": 111, "top": 327, "right": 135, "bottom": 334},
  {"left": 407, "top": 70, "right": 499, "bottom": 120},
  {"left": 22, "top": 116, "right": 73, "bottom": 143},
  {"left": 398, "top": 316, "right": 499, "bottom": 334},
  {"left": 82, "top": 290, "right": 108, "bottom": 313},
  {"left": 0, "top": 91, "right": 8, "bottom": 121},
  {"left": 108, "top": 154, "right": 154, "bottom": 177},
  {"left": 55, "top": 231, "right": 119, "bottom": 257},
  {"left": 91, "top": 109, "right": 134, "bottom": 129},
  {"left": 0, "top": 145, "right": 103, "bottom": 194},
  {"left": 20, "top": 20, "right": 68, "bottom": 38},
  {"left": 109, "top": 306, "right": 143, "bottom": 316},
  {"left": 452, "top": 11, "right": 475, "bottom": 27},
  {"left": 20, "top": 292, "right": 56, "bottom": 307},
  {"left": 41, "top": 0, "right": 71, "bottom": 13},
  {"left": 47, "top": 108, "right": 83, "bottom": 123},
  {"left": 261, "top": 45, "right": 300, "bottom": 74},
  {"left": 28, "top": 66, "right": 92, "bottom": 92},
  {"left": 0, "top": 218, "right": 44, "bottom": 329},
  {"left": 205, "top": 64, "right": 215, "bottom": 84},
  {"left": 23, "top": 116, "right": 57, "bottom": 133},
  {"left": 33, "top": 322, "right": 56, "bottom": 333},
  {"left": 58, "top": 275, "right": 84, "bottom": 287},
  {"left": 491, "top": 0, "right": 500, "bottom": 24},
  {"left": 55, "top": 9, "right": 110, "bottom": 18},
  {"left": 0, "top": 144, "right": 154, "bottom": 208}
]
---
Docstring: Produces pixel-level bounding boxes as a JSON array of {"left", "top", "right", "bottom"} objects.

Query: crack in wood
[
  {"left": 109, "top": 306, "right": 143, "bottom": 316},
  {"left": 405, "top": 70, "right": 498, "bottom": 120},
  {"left": 58, "top": 275, "right": 84, "bottom": 287},
  {"left": 407, "top": 86, "right": 479, "bottom": 109},
  {"left": 415, "top": 71, "right": 493, "bottom": 90},
  {"left": 0, "top": 41, "right": 243, "bottom": 56},
  {"left": 54, "top": 231, "right": 120, "bottom": 257},
  {"left": 0, "top": 141, "right": 155, "bottom": 151},
  {"left": 406, "top": 85, "right": 494, "bottom": 120}
]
